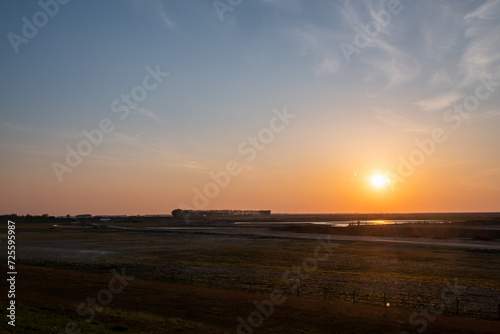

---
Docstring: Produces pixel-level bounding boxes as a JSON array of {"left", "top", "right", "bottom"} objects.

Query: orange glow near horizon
[
  {"left": 2, "top": 168, "right": 499, "bottom": 216},
  {"left": 1, "top": 129, "right": 500, "bottom": 216}
]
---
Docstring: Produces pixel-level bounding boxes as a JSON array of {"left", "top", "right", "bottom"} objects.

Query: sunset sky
[{"left": 1, "top": 0, "right": 500, "bottom": 216}]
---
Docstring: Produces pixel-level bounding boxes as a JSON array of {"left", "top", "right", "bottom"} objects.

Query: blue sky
[{"left": 1, "top": 0, "right": 500, "bottom": 215}]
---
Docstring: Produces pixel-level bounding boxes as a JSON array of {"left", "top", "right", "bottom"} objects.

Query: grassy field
[
  {"left": 2, "top": 264, "right": 500, "bottom": 334},
  {"left": 1, "top": 218, "right": 500, "bottom": 332}
]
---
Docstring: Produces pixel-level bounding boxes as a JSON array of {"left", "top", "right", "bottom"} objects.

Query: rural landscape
[
  {"left": 2, "top": 212, "right": 500, "bottom": 333},
  {"left": 2, "top": 0, "right": 500, "bottom": 333}
]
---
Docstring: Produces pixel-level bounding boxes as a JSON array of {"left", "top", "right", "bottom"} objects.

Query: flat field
[{"left": 1, "top": 216, "right": 500, "bottom": 333}]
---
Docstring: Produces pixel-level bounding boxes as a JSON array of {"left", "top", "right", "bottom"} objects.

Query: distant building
[
  {"left": 76, "top": 214, "right": 92, "bottom": 219},
  {"left": 176, "top": 210, "right": 271, "bottom": 217},
  {"left": 99, "top": 217, "right": 111, "bottom": 222},
  {"left": 144, "top": 214, "right": 171, "bottom": 217}
]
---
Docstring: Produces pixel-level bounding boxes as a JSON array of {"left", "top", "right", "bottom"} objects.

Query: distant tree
[
  {"left": 171, "top": 209, "right": 183, "bottom": 218},
  {"left": 42, "top": 214, "right": 49, "bottom": 218}
]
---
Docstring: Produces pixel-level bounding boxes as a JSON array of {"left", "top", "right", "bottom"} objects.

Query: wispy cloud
[
  {"left": 0, "top": 142, "right": 60, "bottom": 159},
  {"left": 0, "top": 121, "right": 64, "bottom": 158},
  {"left": 361, "top": 41, "right": 421, "bottom": 89},
  {"left": 157, "top": 1, "right": 176, "bottom": 29},
  {"left": 373, "top": 108, "right": 432, "bottom": 133},
  {"left": 92, "top": 132, "right": 208, "bottom": 172},
  {"left": 106, "top": 131, "right": 144, "bottom": 147},
  {"left": 129, "top": 0, "right": 177, "bottom": 29},
  {"left": 426, "top": 71, "right": 453, "bottom": 89},
  {"left": 465, "top": 110, "right": 500, "bottom": 124},
  {"left": 313, "top": 55, "right": 340, "bottom": 77},
  {"left": 289, "top": 24, "right": 343, "bottom": 77},
  {"left": 372, "top": 54, "right": 420, "bottom": 89},
  {"left": 414, "top": 91, "right": 463, "bottom": 112},
  {"left": 260, "top": 0, "right": 301, "bottom": 12},
  {"left": 459, "top": 0, "right": 500, "bottom": 87},
  {"left": 464, "top": 0, "right": 500, "bottom": 23},
  {"left": 340, "top": 0, "right": 390, "bottom": 35},
  {"left": 284, "top": 0, "right": 421, "bottom": 84},
  {"left": 146, "top": 147, "right": 207, "bottom": 172},
  {"left": 419, "top": 1, "right": 463, "bottom": 63},
  {"left": 0, "top": 120, "right": 68, "bottom": 142},
  {"left": 0, "top": 120, "right": 45, "bottom": 133},
  {"left": 458, "top": 167, "right": 500, "bottom": 191},
  {"left": 340, "top": 1, "right": 420, "bottom": 88},
  {"left": 132, "top": 108, "right": 165, "bottom": 122},
  {"left": 410, "top": 0, "right": 500, "bottom": 91}
]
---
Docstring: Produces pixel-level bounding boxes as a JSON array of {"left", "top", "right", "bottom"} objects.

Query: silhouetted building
[
  {"left": 76, "top": 214, "right": 92, "bottom": 219},
  {"left": 173, "top": 209, "right": 271, "bottom": 218}
]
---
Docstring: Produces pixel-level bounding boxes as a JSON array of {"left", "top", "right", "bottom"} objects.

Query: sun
[{"left": 370, "top": 173, "right": 390, "bottom": 189}]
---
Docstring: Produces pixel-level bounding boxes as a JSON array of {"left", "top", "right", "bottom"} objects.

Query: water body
[{"left": 234, "top": 220, "right": 446, "bottom": 227}]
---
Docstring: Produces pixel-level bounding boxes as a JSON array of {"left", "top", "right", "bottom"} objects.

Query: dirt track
[{"left": 106, "top": 224, "right": 500, "bottom": 250}]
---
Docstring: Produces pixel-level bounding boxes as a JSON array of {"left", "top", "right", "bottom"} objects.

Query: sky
[{"left": 1, "top": 0, "right": 500, "bottom": 216}]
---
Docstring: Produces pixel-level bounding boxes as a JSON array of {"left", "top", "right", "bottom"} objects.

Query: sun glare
[{"left": 370, "top": 173, "right": 389, "bottom": 189}]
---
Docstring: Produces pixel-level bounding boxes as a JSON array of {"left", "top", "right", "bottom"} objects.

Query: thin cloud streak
[
  {"left": 373, "top": 108, "right": 432, "bottom": 134},
  {"left": 414, "top": 92, "right": 464, "bottom": 112},
  {"left": 129, "top": 0, "right": 177, "bottom": 29},
  {"left": 132, "top": 108, "right": 165, "bottom": 122}
]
